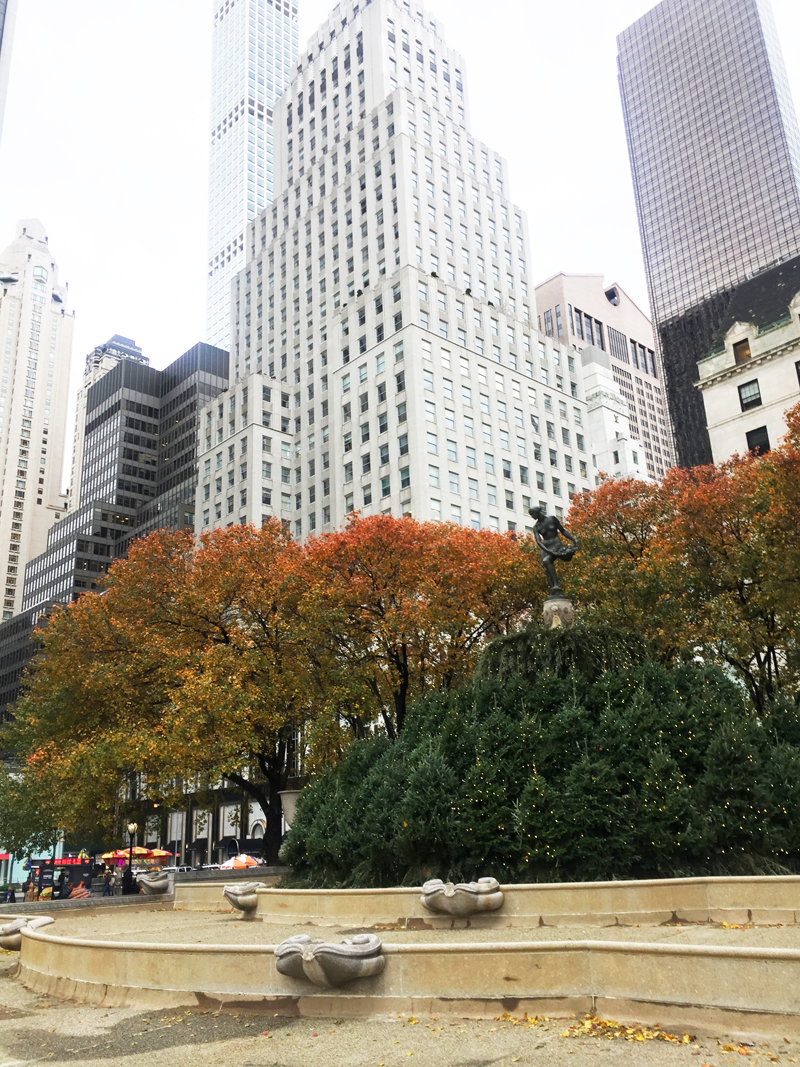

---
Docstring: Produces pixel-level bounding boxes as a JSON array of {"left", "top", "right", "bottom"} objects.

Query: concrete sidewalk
[{"left": 0, "top": 960, "right": 795, "bottom": 1067}]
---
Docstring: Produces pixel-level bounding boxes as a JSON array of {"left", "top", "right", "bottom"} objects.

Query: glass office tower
[
  {"left": 618, "top": 0, "right": 800, "bottom": 466},
  {"left": 206, "top": 0, "right": 300, "bottom": 349}
]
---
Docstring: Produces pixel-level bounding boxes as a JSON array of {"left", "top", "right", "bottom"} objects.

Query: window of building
[
  {"left": 746, "top": 425, "right": 770, "bottom": 455},
  {"left": 738, "top": 379, "right": 762, "bottom": 411},
  {"left": 733, "top": 339, "right": 752, "bottom": 364}
]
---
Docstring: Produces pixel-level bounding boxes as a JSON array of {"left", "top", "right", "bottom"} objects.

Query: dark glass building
[
  {"left": 0, "top": 602, "right": 48, "bottom": 723},
  {"left": 81, "top": 358, "right": 163, "bottom": 510},
  {"left": 22, "top": 503, "right": 137, "bottom": 612},
  {"left": 0, "top": 342, "right": 229, "bottom": 720},
  {"left": 136, "top": 343, "right": 229, "bottom": 535},
  {"left": 618, "top": 0, "right": 800, "bottom": 466}
]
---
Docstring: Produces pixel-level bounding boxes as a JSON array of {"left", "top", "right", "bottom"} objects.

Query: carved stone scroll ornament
[
  {"left": 274, "top": 933, "right": 385, "bottom": 988},
  {"left": 137, "top": 871, "right": 171, "bottom": 895},
  {"left": 223, "top": 881, "right": 266, "bottom": 913},
  {"left": 421, "top": 876, "right": 504, "bottom": 916},
  {"left": 0, "top": 915, "right": 55, "bottom": 951}
]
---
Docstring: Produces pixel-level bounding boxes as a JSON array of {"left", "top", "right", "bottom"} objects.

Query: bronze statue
[{"left": 529, "top": 506, "right": 579, "bottom": 597}]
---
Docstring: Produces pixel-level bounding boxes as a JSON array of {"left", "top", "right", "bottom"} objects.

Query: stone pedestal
[
  {"left": 279, "top": 789, "right": 302, "bottom": 828},
  {"left": 543, "top": 596, "right": 574, "bottom": 629}
]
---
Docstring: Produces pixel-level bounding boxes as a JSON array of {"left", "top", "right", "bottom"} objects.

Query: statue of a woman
[{"left": 529, "top": 506, "right": 579, "bottom": 598}]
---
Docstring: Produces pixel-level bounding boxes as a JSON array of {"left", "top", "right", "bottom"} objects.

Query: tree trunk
[{"left": 225, "top": 773, "right": 272, "bottom": 858}]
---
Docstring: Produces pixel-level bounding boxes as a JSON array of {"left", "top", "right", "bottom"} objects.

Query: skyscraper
[
  {"left": 617, "top": 0, "right": 800, "bottom": 467},
  {"left": 198, "top": 0, "right": 610, "bottom": 539},
  {"left": 206, "top": 0, "right": 300, "bottom": 348},
  {"left": 68, "top": 335, "right": 149, "bottom": 514},
  {"left": 0, "top": 341, "right": 228, "bottom": 721},
  {"left": 0, "top": 220, "right": 74, "bottom": 620},
  {"left": 0, "top": 0, "right": 18, "bottom": 147}
]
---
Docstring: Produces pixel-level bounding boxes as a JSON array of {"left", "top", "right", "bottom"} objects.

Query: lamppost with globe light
[{"left": 125, "top": 821, "right": 138, "bottom": 895}]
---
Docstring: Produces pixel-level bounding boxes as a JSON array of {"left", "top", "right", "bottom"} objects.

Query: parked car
[
  {"left": 194, "top": 864, "right": 221, "bottom": 871},
  {"left": 160, "top": 865, "right": 193, "bottom": 874}
]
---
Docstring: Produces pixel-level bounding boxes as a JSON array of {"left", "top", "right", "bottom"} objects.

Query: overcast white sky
[{"left": 1, "top": 0, "right": 799, "bottom": 426}]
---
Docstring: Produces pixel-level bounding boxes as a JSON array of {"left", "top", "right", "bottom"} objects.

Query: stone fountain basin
[
  {"left": 193, "top": 875, "right": 800, "bottom": 929},
  {"left": 17, "top": 912, "right": 800, "bottom": 1039}
]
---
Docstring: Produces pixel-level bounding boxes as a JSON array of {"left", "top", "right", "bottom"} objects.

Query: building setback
[
  {"left": 206, "top": 0, "right": 300, "bottom": 348},
  {"left": 535, "top": 273, "right": 674, "bottom": 480},
  {"left": 617, "top": 0, "right": 800, "bottom": 467},
  {"left": 199, "top": 0, "right": 627, "bottom": 539},
  {"left": 0, "top": 220, "right": 74, "bottom": 621}
]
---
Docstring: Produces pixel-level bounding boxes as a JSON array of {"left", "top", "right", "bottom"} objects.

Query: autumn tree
[
  {"left": 6, "top": 521, "right": 313, "bottom": 861},
  {"left": 5, "top": 515, "right": 543, "bottom": 858},
  {"left": 296, "top": 514, "right": 541, "bottom": 739},
  {"left": 568, "top": 402, "right": 800, "bottom": 711}
]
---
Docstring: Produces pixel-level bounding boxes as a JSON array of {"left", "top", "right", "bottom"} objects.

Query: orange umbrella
[
  {"left": 219, "top": 854, "right": 260, "bottom": 869},
  {"left": 101, "top": 847, "right": 154, "bottom": 861},
  {"left": 148, "top": 849, "right": 173, "bottom": 858}
]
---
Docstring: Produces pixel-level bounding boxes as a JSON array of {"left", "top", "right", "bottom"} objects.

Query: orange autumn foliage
[
  {"left": 298, "top": 514, "right": 540, "bottom": 738},
  {"left": 6, "top": 515, "right": 543, "bottom": 853},
  {"left": 568, "top": 402, "right": 800, "bottom": 712}
]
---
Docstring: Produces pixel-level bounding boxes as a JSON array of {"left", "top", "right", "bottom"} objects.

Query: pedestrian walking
[{"left": 102, "top": 868, "right": 114, "bottom": 897}]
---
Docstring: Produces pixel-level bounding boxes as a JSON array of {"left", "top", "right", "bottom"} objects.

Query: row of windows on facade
[
  {"left": 287, "top": 94, "right": 495, "bottom": 209},
  {"left": 237, "top": 223, "right": 523, "bottom": 341},
  {"left": 288, "top": 7, "right": 461, "bottom": 136},
  {"left": 202, "top": 424, "right": 588, "bottom": 495},
  {"left": 203, "top": 489, "right": 570, "bottom": 539},
  {"left": 212, "top": 345, "right": 581, "bottom": 468},
  {"left": 269, "top": 93, "right": 519, "bottom": 249},
  {"left": 240, "top": 276, "right": 533, "bottom": 393},
  {"left": 262, "top": 137, "right": 523, "bottom": 293},
  {"left": 238, "top": 274, "right": 540, "bottom": 403},
  {"left": 542, "top": 304, "right": 659, "bottom": 380},
  {"left": 242, "top": 240, "right": 529, "bottom": 364}
]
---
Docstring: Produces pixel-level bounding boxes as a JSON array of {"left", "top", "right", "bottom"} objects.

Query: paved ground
[
  {"left": 3, "top": 907, "right": 800, "bottom": 1066},
  {"left": 0, "top": 961, "right": 797, "bottom": 1067}
]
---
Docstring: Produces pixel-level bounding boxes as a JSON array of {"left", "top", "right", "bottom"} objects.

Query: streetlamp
[{"left": 125, "top": 821, "right": 138, "bottom": 895}]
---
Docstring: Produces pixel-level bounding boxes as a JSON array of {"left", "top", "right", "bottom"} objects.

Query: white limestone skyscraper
[
  {"left": 197, "top": 0, "right": 614, "bottom": 539},
  {"left": 0, "top": 220, "right": 74, "bottom": 620},
  {"left": 206, "top": 0, "right": 300, "bottom": 348},
  {"left": 0, "top": 0, "right": 18, "bottom": 147}
]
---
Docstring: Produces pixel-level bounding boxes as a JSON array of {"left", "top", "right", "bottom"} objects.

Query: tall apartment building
[
  {"left": 206, "top": 0, "right": 300, "bottom": 348},
  {"left": 0, "top": 220, "right": 74, "bottom": 621},
  {"left": 68, "top": 335, "right": 148, "bottom": 513},
  {"left": 0, "top": 0, "right": 18, "bottom": 147},
  {"left": 535, "top": 273, "right": 674, "bottom": 480},
  {"left": 199, "top": 0, "right": 606, "bottom": 539},
  {"left": 618, "top": 0, "right": 800, "bottom": 467}
]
